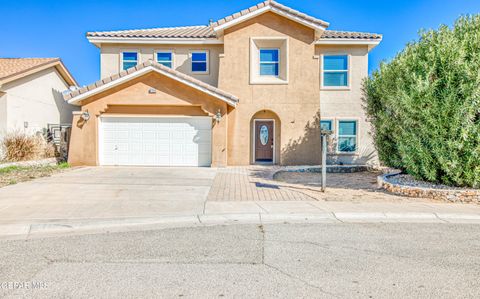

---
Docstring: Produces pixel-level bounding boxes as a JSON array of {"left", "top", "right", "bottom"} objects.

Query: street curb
[{"left": 1, "top": 212, "right": 480, "bottom": 239}]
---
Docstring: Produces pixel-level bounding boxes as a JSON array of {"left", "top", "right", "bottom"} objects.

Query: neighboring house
[
  {"left": 0, "top": 58, "right": 78, "bottom": 142},
  {"left": 65, "top": 0, "right": 382, "bottom": 167}
]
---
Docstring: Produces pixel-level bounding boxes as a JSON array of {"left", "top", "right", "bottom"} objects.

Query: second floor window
[
  {"left": 122, "top": 52, "right": 138, "bottom": 70},
  {"left": 323, "top": 55, "right": 349, "bottom": 87},
  {"left": 191, "top": 51, "right": 208, "bottom": 73},
  {"left": 157, "top": 52, "right": 173, "bottom": 68},
  {"left": 259, "top": 49, "right": 279, "bottom": 76}
]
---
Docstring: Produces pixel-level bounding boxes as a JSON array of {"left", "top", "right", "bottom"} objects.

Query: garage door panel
[
  {"left": 156, "top": 131, "right": 170, "bottom": 139},
  {"left": 101, "top": 116, "right": 212, "bottom": 167},
  {"left": 130, "top": 143, "right": 142, "bottom": 152}
]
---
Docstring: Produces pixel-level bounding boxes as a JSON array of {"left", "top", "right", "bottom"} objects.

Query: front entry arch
[{"left": 250, "top": 110, "right": 281, "bottom": 164}]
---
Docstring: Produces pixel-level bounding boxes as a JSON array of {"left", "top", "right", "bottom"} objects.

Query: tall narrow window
[
  {"left": 259, "top": 49, "right": 279, "bottom": 76},
  {"left": 156, "top": 52, "right": 173, "bottom": 68},
  {"left": 323, "top": 55, "right": 348, "bottom": 87},
  {"left": 338, "top": 120, "right": 357, "bottom": 152},
  {"left": 122, "top": 52, "right": 138, "bottom": 70},
  {"left": 191, "top": 51, "right": 208, "bottom": 73}
]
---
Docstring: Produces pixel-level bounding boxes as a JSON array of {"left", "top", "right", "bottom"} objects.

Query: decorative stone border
[
  {"left": 378, "top": 172, "right": 480, "bottom": 204},
  {"left": 0, "top": 158, "right": 58, "bottom": 170}
]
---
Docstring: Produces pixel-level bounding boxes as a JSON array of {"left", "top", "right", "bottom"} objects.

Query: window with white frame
[
  {"left": 122, "top": 52, "right": 138, "bottom": 70},
  {"left": 259, "top": 48, "right": 279, "bottom": 76},
  {"left": 323, "top": 55, "right": 349, "bottom": 87},
  {"left": 156, "top": 51, "right": 173, "bottom": 68},
  {"left": 191, "top": 51, "right": 208, "bottom": 73},
  {"left": 338, "top": 120, "right": 357, "bottom": 152},
  {"left": 320, "top": 120, "right": 332, "bottom": 131}
]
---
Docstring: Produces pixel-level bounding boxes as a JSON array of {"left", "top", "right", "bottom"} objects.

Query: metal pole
[{"left": 321, "top": 134, "right": 327, "bottom": 192}]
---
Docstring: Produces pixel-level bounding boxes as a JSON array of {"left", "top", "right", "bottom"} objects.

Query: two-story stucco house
[{"left": 65, "top": 0, "right": 382, "bottom": 167}]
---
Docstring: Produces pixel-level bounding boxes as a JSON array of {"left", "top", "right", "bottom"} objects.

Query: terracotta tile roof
[
  {"left": 64, "top": 60, "right": 239, "bottom": 106},
  {"left": 0, "top": 58, "right": 60, "bottom": 80},
  {"left": 87, "top": 25, "right": 216, "bottom": 39},
  {"left": 320, "top": 30, "right": 382, "bottom": 40},
  {"left": 210, "top": 0, "right": 329, "bottom": 29}
]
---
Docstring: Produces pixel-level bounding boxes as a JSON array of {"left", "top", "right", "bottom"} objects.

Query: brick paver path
[
  {"left": 207, "top": 167, "right": 316, "bottom": 201},
  {"left": 207, "top": 166, "right": 423, "bottom": 202}
]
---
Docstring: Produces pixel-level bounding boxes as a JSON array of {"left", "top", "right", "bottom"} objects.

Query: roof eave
[
  {"left": 315, "top": 38, "right": 382, "bottom": 51},
  {"left": 66, "top": 66, "right": 238, "bottom": 107},
  {"left": 87, "top": 36, "right": 223, "bottom": 47}
]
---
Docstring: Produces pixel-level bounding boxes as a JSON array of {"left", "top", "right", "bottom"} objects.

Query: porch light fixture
[
  {"left": 81, "top": 111, "right": 90, "bottom": 121},
  {"left": 214, "top": 110, "right": 222, "bottom": 123}
]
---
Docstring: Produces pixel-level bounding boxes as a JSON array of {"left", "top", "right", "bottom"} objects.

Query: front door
[{"left": 255, "top": 120, "right": 274, "bottom": 162}]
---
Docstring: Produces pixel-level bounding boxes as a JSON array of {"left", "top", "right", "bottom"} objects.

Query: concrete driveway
[{"left": 0, "top": 167, "right": 217, "bottom": 222}]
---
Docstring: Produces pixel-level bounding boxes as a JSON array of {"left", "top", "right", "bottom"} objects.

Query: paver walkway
[
  {"left": 207, "top": 167, "right": 316, "bottom": 201},
  {"left": 207, "top": 166, "right": 437, "bottom": 203}
]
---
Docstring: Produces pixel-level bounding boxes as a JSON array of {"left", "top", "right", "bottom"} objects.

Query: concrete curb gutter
[{"left": 1, "top": 212, "right": 480, "bottom": 239}]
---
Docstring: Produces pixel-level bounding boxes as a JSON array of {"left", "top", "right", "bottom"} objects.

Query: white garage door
[{"left": 100, "top": 116, "right": 212, "bottom": 167}]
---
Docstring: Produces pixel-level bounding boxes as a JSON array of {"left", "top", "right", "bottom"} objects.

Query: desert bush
[
  {"left": 0, "top": 131, "right": 56, "bottom": 162},
  {"left": 363, "top": 15, "right": 480, "bottom": 187}
]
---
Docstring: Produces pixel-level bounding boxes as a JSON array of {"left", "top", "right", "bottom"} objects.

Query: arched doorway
[{"left": 250, "top": 110, "right": 281, "bottom": 164}]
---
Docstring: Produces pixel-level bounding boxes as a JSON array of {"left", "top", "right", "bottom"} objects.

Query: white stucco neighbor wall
[
  {"left": 100, "top": 44, "right": 222, "bottom": 87},
  {"left": 0, "top": 92, "right": 7, "bottom": 141},
  {"left": 317, "top": 45, "right": 378, "bottom": 165},
  {"left": 1, "top": 67, "right": 78, "bottom": 136}
]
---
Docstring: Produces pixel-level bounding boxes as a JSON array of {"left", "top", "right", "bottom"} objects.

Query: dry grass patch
[
  {"left": 1, "top": 131, "right": 56, "bottom": 162},
  {"left": 0, "top": 163, "right": 70, "bottom": 188}
]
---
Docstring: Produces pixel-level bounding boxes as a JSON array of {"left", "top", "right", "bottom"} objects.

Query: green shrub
[{"left": 363, "top": 15, "right": 480, "bottom": 187}]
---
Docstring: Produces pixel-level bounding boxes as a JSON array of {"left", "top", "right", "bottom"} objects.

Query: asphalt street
[{"left": 1, "top": 223, "right": 479, "bottom": 298}]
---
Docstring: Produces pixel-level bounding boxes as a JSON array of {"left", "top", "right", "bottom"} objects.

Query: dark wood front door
[{"left": 255, "top": 120, "right": 274, "bottom": 162}]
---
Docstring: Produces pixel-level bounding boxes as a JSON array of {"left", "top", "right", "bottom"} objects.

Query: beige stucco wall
[
  {"left": 68, "top": 72, "right": 228, "bottom": 167},
  {"left": 316, "top": 45, "right": 378, "bottom": 165},
  {"left": 0, "top": 67, "right": 77, "bottom": 137},
  {"left": 219, "top": 12, "right": 321, "bottom": 165},
  {"left": 100, "top": 44, "right": 222, "bottom": 87}
]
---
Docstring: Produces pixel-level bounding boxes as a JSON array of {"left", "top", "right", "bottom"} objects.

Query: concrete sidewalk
[{"left": 1, "top": 200, "right": 479, "bottom": 239}]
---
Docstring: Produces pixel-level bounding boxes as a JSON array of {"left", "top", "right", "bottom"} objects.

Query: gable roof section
[
  {"left": 64, "top": 60, "right": 239, "bottom": 107},
  {"left": 85, "top": 1, "right": 382, "bottom": 49},
  {"left": 211, "top": 0, "right": 329, "bottom": 34},
  {"left": 0, "top": 58, "right": 77, "bottom": 87}
]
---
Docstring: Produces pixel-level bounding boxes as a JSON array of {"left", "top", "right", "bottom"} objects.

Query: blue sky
[{"left": 1, "top": 0, "right": 479, "bottom": 86}]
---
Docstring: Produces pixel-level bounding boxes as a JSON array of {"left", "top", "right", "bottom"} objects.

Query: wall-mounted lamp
[
  {"left": 81, "top": 111, "right": 90, "bottom": 121},
  {"left": 214, "top": 110, "right": 222, "bottom": 123}
]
